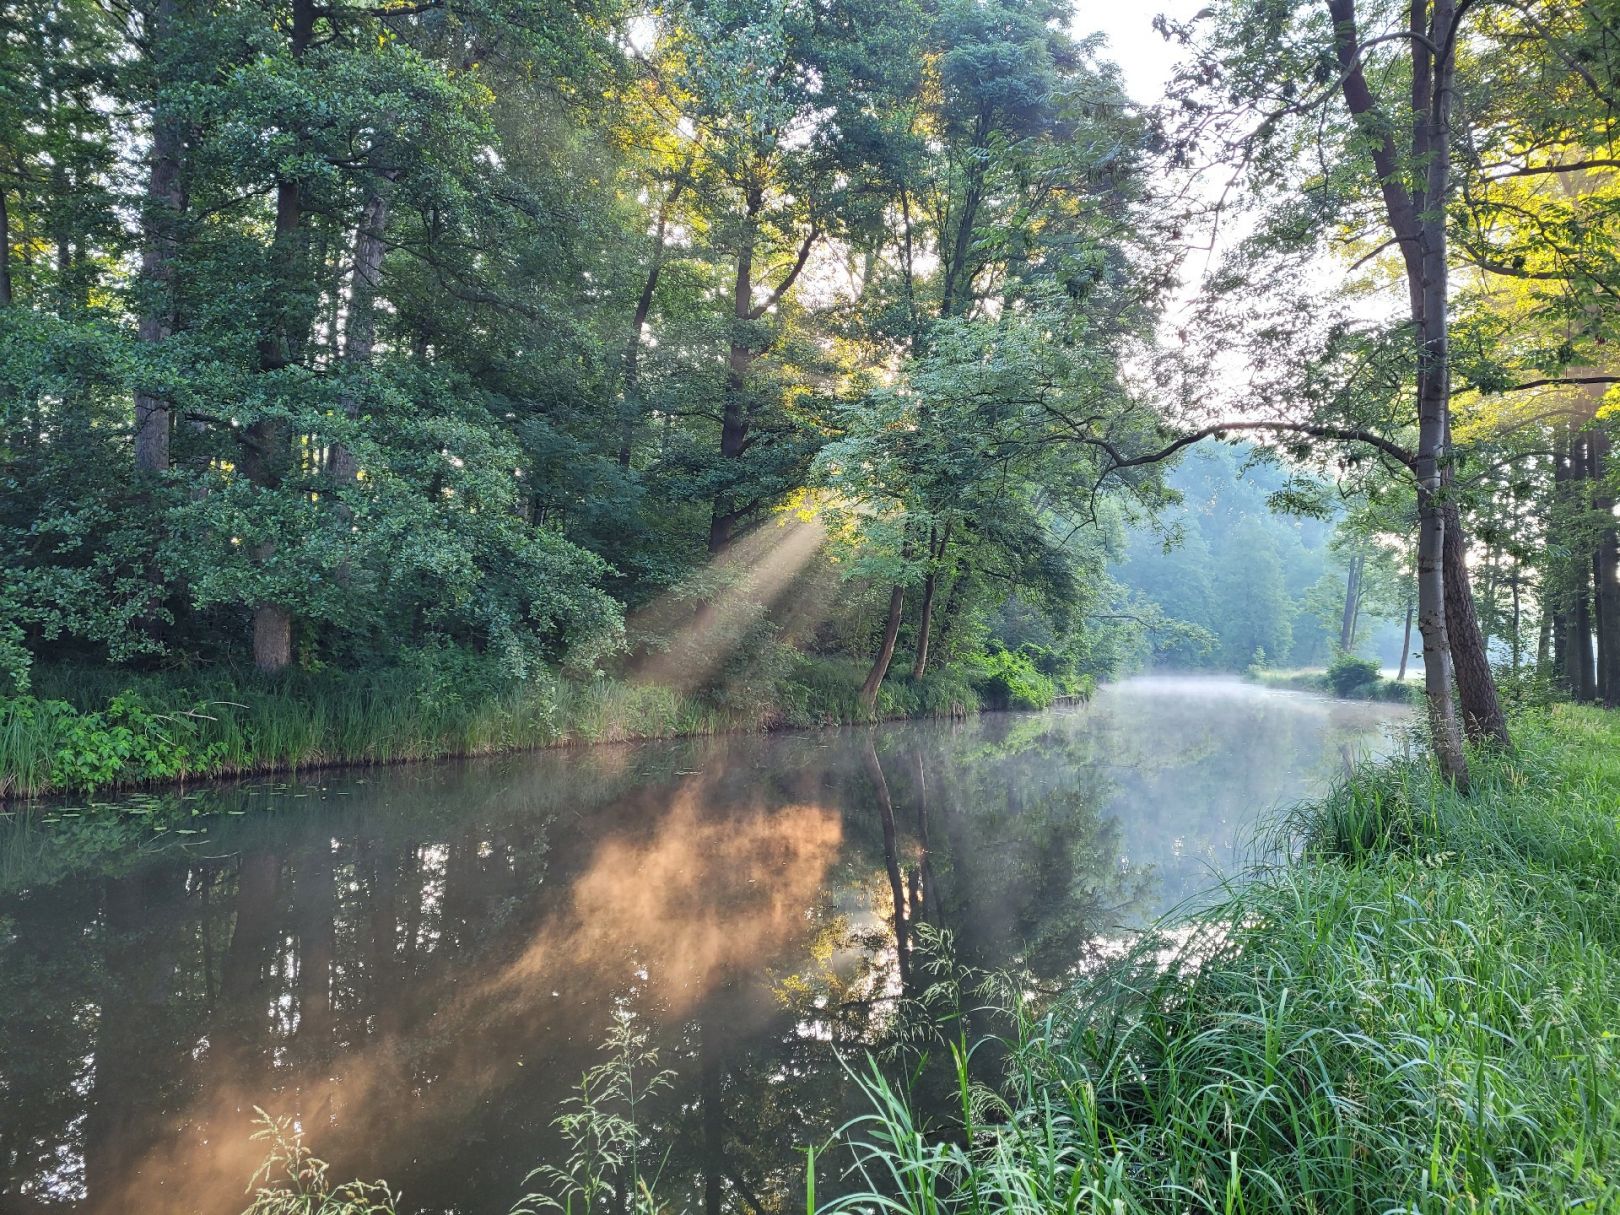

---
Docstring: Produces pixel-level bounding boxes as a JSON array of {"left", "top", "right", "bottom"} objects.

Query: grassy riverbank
[
  {"left": 1250, "top": 658, "right": 1417, "bottom": 703},
  {"left": 0, "top": 657, "right": 1000, "bottom": 800},
  {"left": 827, "top": 705, "right": 1620, "bottom": 1214}
]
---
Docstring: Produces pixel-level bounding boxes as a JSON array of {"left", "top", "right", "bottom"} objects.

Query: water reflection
[{"left": 0, "top": 677, "right": 1406, "bottom": 1214}]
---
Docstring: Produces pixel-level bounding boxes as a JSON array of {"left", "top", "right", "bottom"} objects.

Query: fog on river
[{"left": 0, "top": 677, "right": 1409, "bottom": 1215}]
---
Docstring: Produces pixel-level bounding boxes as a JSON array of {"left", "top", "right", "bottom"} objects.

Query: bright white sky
[{"left": 1078, "top": 0, "right": 1206, "bottom": 105}]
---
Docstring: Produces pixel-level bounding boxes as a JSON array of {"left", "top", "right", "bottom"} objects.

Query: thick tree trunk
[
  {"left": 860, "top": 582, "right": 906, "bottom": 710},
  {"left": 1331, "top": 0, "right": 1469, "bottom": 787},
  {"left": 133, "top": 0, "right": 184, "bottom": 473},
  {"left": 706, "top": 378, "right": 747, "bottom": 555},
  {"left": 252, "top": 603, "right": 292, "bottom": 673},
  {"left": 1443, "top": 499, "right": 1510, "bottom": 746},
  {"left": 244, "top": 0, "right": 316, "bottom": 672}
]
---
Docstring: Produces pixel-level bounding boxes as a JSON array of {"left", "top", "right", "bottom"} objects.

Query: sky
[{"left": 1080, "top": 0, "right": 1205, "bottom": 105}]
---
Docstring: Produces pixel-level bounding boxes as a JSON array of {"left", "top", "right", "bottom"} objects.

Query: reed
[{"left": 822, "top": 705, "right": 1620, "bottom": 1214}]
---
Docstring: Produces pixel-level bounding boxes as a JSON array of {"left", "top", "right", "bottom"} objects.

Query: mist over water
[{"left": 0, "top": 677, "right": 1408, "bottom": 1215}]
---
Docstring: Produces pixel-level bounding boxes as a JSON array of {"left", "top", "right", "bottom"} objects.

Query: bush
[
  {"left": 969, "top": 645, "right": 1056, "bottom": 710},
  {"left": 1326, "top": 651, "right": 1381, "bottom": 696},
  {"left": 1, "top": 693, "right": 228, "bottom": 794}
]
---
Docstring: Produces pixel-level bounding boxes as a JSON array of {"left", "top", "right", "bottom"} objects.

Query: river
[{"left": 0, "top": 676, "right": 1409, "bottom": 1214}]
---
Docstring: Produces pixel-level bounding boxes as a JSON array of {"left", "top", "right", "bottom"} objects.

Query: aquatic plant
[{"left": 240, "top": 1110, "right": 399, "bottom": 1215}]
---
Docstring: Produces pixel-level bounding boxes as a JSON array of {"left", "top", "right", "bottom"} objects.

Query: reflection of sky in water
[{"left": 0, "top": 676, "right": 1408, "bottom": 1215}]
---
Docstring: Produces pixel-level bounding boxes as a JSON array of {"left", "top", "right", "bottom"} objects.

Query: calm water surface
[{"left": 0, "top": 677, "right": 1409, "bottom": 1214}]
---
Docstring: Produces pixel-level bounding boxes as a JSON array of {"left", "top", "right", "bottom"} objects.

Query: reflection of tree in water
[
  {"left": 1, "top": 686, "right": 1386, "bottom": 1215},
  {"left": 640, "top": 729, "right": 1153, "bottom": 1215}
]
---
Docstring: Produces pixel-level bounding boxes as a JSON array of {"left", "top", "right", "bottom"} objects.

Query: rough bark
[
  {"left": 1330, "top": 0, "right": 1469, "bottom": 787},
  {"left": 244, "top": 0, "right": 316, "bottom": 671},
  {"left": 133, "top": 0, "right": 185, "bottom": 473},
  {"left": 860, "top": 582, "right": 906, "bottom": 710},
  {"left": 1443, "top": 499, "right": 1511, "bottom": 746}
]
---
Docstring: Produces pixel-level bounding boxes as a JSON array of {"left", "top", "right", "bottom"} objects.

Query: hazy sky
[{"left": 1080, "top": 0, "right": 1204, "bottom": 105}]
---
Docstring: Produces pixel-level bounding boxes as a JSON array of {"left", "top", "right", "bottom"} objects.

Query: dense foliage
[{"left": 0, "top": 0, "right": 1190, "bottom": 744}]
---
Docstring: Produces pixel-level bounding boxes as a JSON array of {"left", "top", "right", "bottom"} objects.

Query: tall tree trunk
[
  {"left": 1563, "top": 430, "right": 1597, "bottom": 701},
  {"left": 618, "top": 169, "right": 688, "bottom": 468},
  {"left": 910, "top": 522, "right": 951, "bottom": 680},
  {"left": 133, "top": 0, "right": 185, "bottom": 473},
  {"left": 1339, "top": 551, "right": 1362, "bottom": 650},
  {"left": 1510, "top": 572, "right": 1522, "bottom": 674},
  {"left": 1591, "top": 429, "right": 1620, "bottom": 706},
  {"left": 244, "top": 0, "right": 316, "bottom": 672},
  {"left": 1397, "top": 590, "right": 1414, "bottom": 681},
  {"left": 0, "top": 187, "right": 12, "bottom": 306},
  {"left": 708, "top": 186, "right": 761, "bottom": 556},
  {"left": 329, "top": 179, "right": 391, "bottom": 490},
  {"left": 860, "top": 582, "right": 906, "bottom": 710},
  {"left": 1443, "top": 499, "right": 1510, "bottom": 745},
  {"left": 1331, "top": 0, "right": 1469, "bottom": 787},
  {"left": 1536, "top": 595, "right": 1552, "bottom": 675}
]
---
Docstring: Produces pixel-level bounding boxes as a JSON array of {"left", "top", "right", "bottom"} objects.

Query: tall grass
[
  {"left": 821, "top": 706, "right": 1620, "bottom": 1214},
  {"left": 1, "top": 655, "right": 994, "bottom": 799}
]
